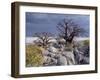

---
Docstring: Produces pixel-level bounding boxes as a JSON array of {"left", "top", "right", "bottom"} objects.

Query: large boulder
[
  {"left": 47, "top": 46, "right": 58, "bottom": 53},
  {"left": 57, "top": 54, "right": 67, "bottom": 65},
  {"left": 62, "top": 51, "right": 75, "bottom": 65},
  {"left": 42, "top": 50, "right": 50, "bottom": 56},
  {"left": 73, "top": 47, "right": 89, "bottom": 64},
  {"left": 43, "top": 56, "right": 57, "bottom": 66},
  {"left": 43, "top": 56, "right": 51, "bottom": 65}
]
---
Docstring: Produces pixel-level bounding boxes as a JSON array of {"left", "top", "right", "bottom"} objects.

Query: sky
[{"left": 26, "top": 12, "right": 90, "bottom": 37}]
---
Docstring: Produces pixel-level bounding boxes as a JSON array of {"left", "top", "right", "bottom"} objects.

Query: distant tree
[
  {"left": 57, "top": 19, "right": 85, "bottom": 44},
  {"left": 34, "top": 32, "right": 53, "bottom": 48}
]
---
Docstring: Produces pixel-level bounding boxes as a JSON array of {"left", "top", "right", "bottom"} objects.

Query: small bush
[
  {"left": 26, "top": 45, "right": 44, "bottom": 67},
  {"left": 65, "top": 42, "right": 73, "bottom": 51},
  {"left": 83, "top": 40, "right": 89, "bottom": 46}
]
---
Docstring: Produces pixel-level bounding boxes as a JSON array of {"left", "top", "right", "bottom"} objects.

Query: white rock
[
  {"left": 63, "top": 51, "right": 75, "bottom": 65},
  {"left": 48, "top": 46, "right": 58, "bottom": 53}
]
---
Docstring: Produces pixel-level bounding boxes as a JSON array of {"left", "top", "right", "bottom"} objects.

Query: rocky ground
[{"left": 42, "top": 45, "right": 89, "bottom": 66}]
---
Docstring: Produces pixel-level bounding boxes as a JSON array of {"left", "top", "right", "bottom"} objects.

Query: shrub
[
  {"left": 26, "top": 45, "right": 44, "bottom": 67},
  {"left": 64, "top": 42, "right": 73, "bottom": 51},
  {"left": 83, "top": 40, "right": 89, "bottom": 46}
]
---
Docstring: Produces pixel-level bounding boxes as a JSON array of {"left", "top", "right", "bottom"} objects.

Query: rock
[
  {"left": 73, "top": 47, "right": 89, "bottom": 64},
  {"left": 81, "top": 56, "right": 89, "bottom": 64},
  {"left": 48, "top": 58, "right": 58, "bottom": 66},
  {"left": 78, "top": 56, "right": 89, "bottom": 64},
  {"left": 54, "top": 53, "right": 59, "bottom": 59},
  {"left": 43, "top": 55, "right": 58, "bottom": 66},
  {"left": 42, "top": 50, "right": 49, "bottom": 56},
  {"left": 47, "top": 52, "right": 56, "bottom": 58},
  {"left": 43, "top": 56, "right": 51, "bottom": 64},
  {"left": 47, "top": 46, "right": 58, "bottom": 53},
  {"left": 73, "top": 49, "right": 82, "bottom": 64},
  {"left": 57, "top": 54, "right": 67, "bottom": 65},
  {"left": 63, "top": 51, "right": 75, "bottom": 65}
]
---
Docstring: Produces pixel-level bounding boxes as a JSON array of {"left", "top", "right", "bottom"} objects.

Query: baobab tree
[
  {"left": 57, "top": 19, "right": 85, "bottom": 44},
  {"left": 34, "top": 32, "right": 53, "bottom": 48}
]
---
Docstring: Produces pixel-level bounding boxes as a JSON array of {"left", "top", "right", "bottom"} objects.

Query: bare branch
[
  {"left": 34, "top": 32, "right": 53, "bottom": 48},
  {"left": 56, "top": 18, "right": 85, "bottom": 43}
]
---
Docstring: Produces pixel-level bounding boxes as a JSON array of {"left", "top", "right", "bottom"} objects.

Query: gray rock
[
  {"left": 63, "top": 51, "right": 75, "bottom": 65},
  {"left": 47, "top": 52, "right": 56, "bottom": 58},
  {"left": 43, "top": 56, "right": 51, "bottom": 64},
  {"left": 43, "top": 55, "right": 58, "bottom": 66},
  {"left": 42, "top": 50, "right": 49, "bottom": 56},
  {"left": 47, "top": 46, "right": 58, "bottom": 53},
  {"left": 73, "top": 48, "right": 89, "bottom": 64},
  {"left": 48, "top": 58, "right": 58, "bottom": 66},
  {"left": 57, "top": 54, "right": 67, "bottom": 65}
]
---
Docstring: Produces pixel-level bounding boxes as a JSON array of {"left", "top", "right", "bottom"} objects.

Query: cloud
[{"left": 26, "top": 12, "right": 89, "bottom": 37}]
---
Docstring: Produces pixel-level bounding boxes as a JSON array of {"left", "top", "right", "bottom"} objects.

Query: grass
[{"left": 26, "top": 45, "right": 44, "bottom": 67}]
